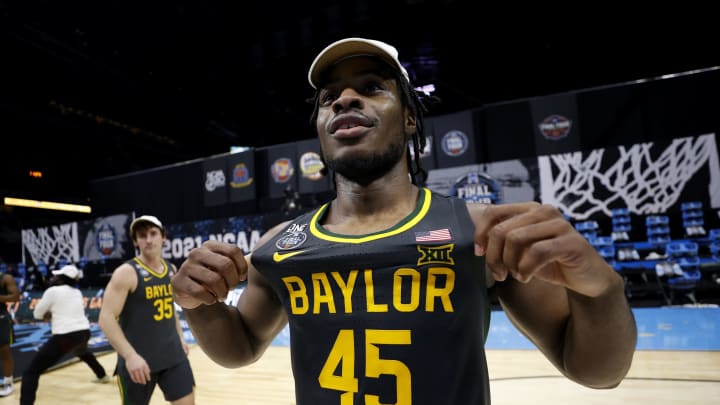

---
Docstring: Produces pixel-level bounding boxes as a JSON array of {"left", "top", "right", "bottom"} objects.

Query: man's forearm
[
  {"left": 184, "top": 301, "right": 258, "bottom": 368},
  {"left": 564, "top": 274, "right": 637, "bottom": 388}
]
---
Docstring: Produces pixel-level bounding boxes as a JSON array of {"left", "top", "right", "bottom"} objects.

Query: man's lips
[{"left": 328, "top": 113, "right": 373, "bottom": 135}]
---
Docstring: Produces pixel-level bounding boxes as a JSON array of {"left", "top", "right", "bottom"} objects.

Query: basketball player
[
  {"left": 21, "top": 264, "right": 110, "bottom": 405},
  {"left": 171, "top": 38, "right": 638, "bottom": 404},
  {"left": 99, "top": 215, "right": 195, "bottom": 404},
  {"left": 0, "top": 266, "right": 19, "bottom": 397}
]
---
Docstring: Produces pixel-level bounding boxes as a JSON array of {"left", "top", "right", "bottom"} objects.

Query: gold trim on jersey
[
  {"left": 309, "top": 187, "right": 431, "bottom": 243},
  {"left": 133, "top": 257, "right": 168, "bottom": 278}
]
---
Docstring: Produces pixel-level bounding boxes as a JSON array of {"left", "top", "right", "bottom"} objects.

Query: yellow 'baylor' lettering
[
  {"left": 282, "top": 267, "right": 455, "bottom": 315},
  {"left": 145, "top": 284, "right": 173, "bottom": 299}
]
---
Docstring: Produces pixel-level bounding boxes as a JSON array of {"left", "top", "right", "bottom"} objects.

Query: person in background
[
  {"left": 0, "top": 259, "right": 20, "bottom": 397},
  {"left": 20, "top": 264, "right": 109, "bottom": 404},
  {"left": 170, "top": 37, "right": 638, "bottom": 404},
  {"left": 99, "top": 215, "right": 194, "bottom": 405}
]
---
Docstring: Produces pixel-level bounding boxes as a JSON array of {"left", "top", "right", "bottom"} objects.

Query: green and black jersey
[
  {"left": 253, "top": 188, "right": 492, "bottom": 405},
  {"left": 117, "top": 257, "right": 185, "bottom": 373}
]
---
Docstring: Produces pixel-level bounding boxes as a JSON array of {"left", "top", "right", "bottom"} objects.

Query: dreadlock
[{"left": 307, "top": 58, "right": 439, "bottom": 186}]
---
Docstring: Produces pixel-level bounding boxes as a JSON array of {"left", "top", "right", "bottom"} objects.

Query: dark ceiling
[{"left": 0, "top": 1, "right": 718, "bottom": 232}]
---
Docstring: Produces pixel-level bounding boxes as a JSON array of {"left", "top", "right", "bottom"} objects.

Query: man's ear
[{"left": 404, "top": 111, "right": 417, "bottom": 135}]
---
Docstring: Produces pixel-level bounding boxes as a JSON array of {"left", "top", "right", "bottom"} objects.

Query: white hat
[
  {"left": 52, "top": 264, "right": 83, "bottom": 279},
  {"left": 130, "top": 215, "right": 164, "bottom": 235},
  {"left": 308, "top": 37, "right": 410, "bottom": 89}
]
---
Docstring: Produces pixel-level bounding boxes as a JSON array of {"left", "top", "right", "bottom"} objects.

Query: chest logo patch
[
  {"left": 275, "top": 231, "right": 307, "bottom": 250},
  {"left": 417, "top": 244, "right": 455, "bottom": 266}
]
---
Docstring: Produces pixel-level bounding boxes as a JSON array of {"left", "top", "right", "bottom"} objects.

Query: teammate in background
[
  {"left": 0, "top": 262, "right": 19, "bottom": 397},
  {"left": 171, "top": 38, "right": 638, "bottom": 404},
  {"left": 99, "top": 215, "right": 195, "bottom": 405},
  {"left": 20, "top": 264, "right": 110, "bottom": 405}
]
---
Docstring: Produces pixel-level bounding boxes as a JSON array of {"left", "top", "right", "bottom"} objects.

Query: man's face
[
  {"left": 133, "top": 225, "right": 164, "bottom": 255},
  {"left": 315, "top": 57, "right": 416, "bottom": 185}
]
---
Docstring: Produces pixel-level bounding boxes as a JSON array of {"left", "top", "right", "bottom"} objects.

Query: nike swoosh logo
[
  {"left": 273, "top": 250, "right": 306, "bottom": 263},
  {"left": 143, "top": 277, "right": 153, "bottom": 282}
]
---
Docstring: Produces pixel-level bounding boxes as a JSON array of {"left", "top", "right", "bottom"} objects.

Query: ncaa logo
[
  {"left": 205, "top": 170, "right": 226, "bottom": 192},
  {"left": 441, "top": 130, "right": 468, "bottom": 156}
]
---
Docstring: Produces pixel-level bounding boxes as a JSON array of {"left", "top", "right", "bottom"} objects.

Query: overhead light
[{"left": 3, "top": 197, "right": 92, "bottom": 213}]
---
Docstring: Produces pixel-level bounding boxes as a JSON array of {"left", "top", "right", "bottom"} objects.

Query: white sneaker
[
  {"left": 0, "top": 383, "right": 14, "bottom": 397},
  {"left": 92, "top": 375, "right": 111, "bottom": 384}
]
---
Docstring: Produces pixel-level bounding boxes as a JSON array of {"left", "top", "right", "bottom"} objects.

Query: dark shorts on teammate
[
  {"left": 0, "top": 313, "right": 14, "bottom": 346},
  {"left": 116, "top": 358, "right": 194, "bottom": 404}
]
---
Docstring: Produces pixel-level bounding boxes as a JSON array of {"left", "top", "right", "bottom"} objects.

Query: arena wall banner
[
  {"left": 21, "top": 213, "right": 135, "bottom": 269},
  {"left": 265, "top": 143, "right": 298, "bottom": 199},
  {"left": 202, "top": 154, "right": 229, "bottom": 207},
  {"left": 227, "top": 148, "right": 257, "bottom": 202},
  {"left": 530, "top": 92, "right": 582, "bottom": 155},
  {"left": 296, "top": 138, "right": 331, "bottom": 194},
  {"left": 430, "top": 109, "right": 479, "bottom": 168},
  {"left": 161, "top": 213, "right": 272, "bottom": 263},
  {"left": 425, "top": 158, "right": 540, "bottom": 205}
]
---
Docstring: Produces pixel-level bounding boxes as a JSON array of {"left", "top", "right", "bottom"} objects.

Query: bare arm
[
  {"left": 99, "top": 264, "right": 136, "bottom": 359},
  {"left": 98, "top": 263, "right": 152, "bottom": 384},
  {"left": 172, "top": 222, "right": 290, "bottom": 368},
  {"left": 0, "top": 275, "right": 20, "bottom": 303},
  {"left": 470, "top": 202, "right": 637, "bottom": 388}
]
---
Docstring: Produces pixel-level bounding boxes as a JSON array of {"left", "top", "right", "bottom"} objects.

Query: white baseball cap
[
  {"left": 308, "top": 37, "right": 410, "bottom": 89},
  {"left": 52, "top": 264, "right": 83, "bottom": 279},
  {"left": 130, "top": 215, "right": 164, "bottom": 235}
]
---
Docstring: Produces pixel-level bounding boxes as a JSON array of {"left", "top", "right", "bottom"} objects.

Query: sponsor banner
[
  {"left": 202, "top": 154, "right": 229, "bottom": 207},
  {"left": 430, "top": 109, "right": 478, "bottom": 168},
  {"left": 227, "top": 149, "right": 257, "bottom": 202},
  {"left": 266, "top": 143, "right": 298, "bottom": 199},
  {"left": 296, "top": 138, "right": 331, "bottom": 193},
  {"left": 425, "top": 158, "right": 540, "bottom": 204},
  {"left": 530, "top": 93, "right": 581, "bottom": 155}
]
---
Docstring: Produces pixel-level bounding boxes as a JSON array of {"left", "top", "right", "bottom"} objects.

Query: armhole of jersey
[{"left": 451, "top": 197, "right": 492, "bottom": 343}]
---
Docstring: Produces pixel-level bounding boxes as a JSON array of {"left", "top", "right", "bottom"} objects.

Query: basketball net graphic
[
  {"left": 21, "top": 222, "right": 79, "bottom": 267},
  {"left": 538, "top": 133, "right": 720, "bottom": 220}
]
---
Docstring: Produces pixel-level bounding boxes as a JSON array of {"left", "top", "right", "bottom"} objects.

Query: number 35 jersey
[{"left": 252, "top": 188, "right": 491, "bottom": 405}]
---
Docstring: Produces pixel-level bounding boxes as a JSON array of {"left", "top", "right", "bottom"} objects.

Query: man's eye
[
  {"left": 365, "top": 83, "right": 382, "bottom": 92},
  {"left": 320, "top": 93, "right": 337, "bottom": 105}
]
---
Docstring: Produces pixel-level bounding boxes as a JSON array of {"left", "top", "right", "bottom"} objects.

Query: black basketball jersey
[
  {"left": 253, "top": 188, "right": 492, "bottom": 405},
  {"left": 117, "top": 257, "right": 185, "bottom": 372}
]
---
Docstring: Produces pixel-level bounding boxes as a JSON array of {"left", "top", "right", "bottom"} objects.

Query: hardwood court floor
[{"left": 2, "top": 345, "right": 718, "bottom": 404}]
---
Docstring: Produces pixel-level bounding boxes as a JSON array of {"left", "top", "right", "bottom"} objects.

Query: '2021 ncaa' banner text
[{"left": 161, "top": 213, "right": 280, "bottom": 262}]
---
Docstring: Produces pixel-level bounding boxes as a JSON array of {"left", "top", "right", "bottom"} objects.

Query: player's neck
[
  {"left": 136, "top": 253, "right": 163, "bottom": 270},
  {"left": 335, "top": 171, "right": 417, "bottom": 210},
  {"left": 324, "top": 179, "right": 419, "bottom": 235}
]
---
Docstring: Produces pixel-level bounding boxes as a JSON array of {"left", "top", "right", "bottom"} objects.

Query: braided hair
[{"left": 308, "top": 57, "right": 437, "bottom": 185}]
